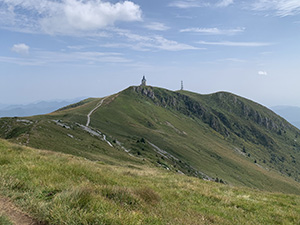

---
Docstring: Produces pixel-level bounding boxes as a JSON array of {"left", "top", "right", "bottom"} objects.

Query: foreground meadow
[{"left": 0, "top": 139, "right": 300, "bottom": 224}]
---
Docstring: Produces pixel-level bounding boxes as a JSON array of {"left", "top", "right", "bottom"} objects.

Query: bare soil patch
[{"left": 0, "top": 196, "right": 42, "bottom": 225}]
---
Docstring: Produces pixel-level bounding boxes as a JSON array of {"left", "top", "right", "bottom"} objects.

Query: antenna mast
[{"left": 181, "top": 81, "right": 183, "bottom": 90}]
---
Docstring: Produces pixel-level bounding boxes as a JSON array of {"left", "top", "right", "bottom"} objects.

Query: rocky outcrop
[
  {"left": 133, "top": 86, "right": 230, "bottom": 136},
  {"left": 133, "top": 86, "right": 155, "bottom": 100},
  {"left": 132, "top": 86, "right": 295, "bottom": 148},
  {"left": 211, "top": 92, "right": 290, "bottom": 132}
]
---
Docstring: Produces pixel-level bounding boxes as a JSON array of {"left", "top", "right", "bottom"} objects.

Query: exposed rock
[
  {"left": 133, "top": 86, "right": 155, "bottom": 100},
  {"left": 132, "top": 86, "right": 292, "bottom": 147}
]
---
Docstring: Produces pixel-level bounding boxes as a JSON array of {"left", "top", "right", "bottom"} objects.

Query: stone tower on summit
[{"left": 141, "top": 75, "right": 146, "bottom": 86}]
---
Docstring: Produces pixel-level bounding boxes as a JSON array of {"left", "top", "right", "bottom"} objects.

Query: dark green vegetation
[
  {"left": 1, "top": 86, "right": 300, "bottom": 195},
  {"left": 1, "top": 139, "right": 300, "bottom": 224},
  {"left": 0, "top": 214, "right": 12, "bottom": 225}
]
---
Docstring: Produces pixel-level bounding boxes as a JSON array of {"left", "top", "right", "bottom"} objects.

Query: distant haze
[
  {"left": 271, "top": 106, "right": 300, "bottom": 129},
  {"left": 0, "top": 98, "right": 85, "bottom": 118}
]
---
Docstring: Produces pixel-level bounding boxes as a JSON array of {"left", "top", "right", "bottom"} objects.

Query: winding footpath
[
  {"left": 84, "top": 97, "right": 113, "bottom": 147},
  {"left": 0, "top": 196, "right": 39, "bottom": 225},
  {"left": 86, "top": 97, "right": 106, "bottom": 127}
]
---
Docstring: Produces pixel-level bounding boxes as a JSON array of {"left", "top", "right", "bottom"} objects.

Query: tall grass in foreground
[
  {"left": 0, "top": 140, "right": 300, "bottom": 224},
  {"left": 0, "top": 214, "right": 12, "bottom": 225}
]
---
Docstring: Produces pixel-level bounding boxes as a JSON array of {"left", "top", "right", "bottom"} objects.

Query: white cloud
[
  {"left": 180, "top": 27, "right": 244, "bottom": 35},
  {"left": 169, "top": 1, "right": 207, "bottom": 9},
  {"left": 258, "top": 71, "right": 268, "bottom": 75},
  {"left": 253, "top": 0, "right": 300, "bottom": 16},
  {"left": 218, "top": 58, "right": 246, "bottom": 63},
  {"left": 114, "top": 28, "right": 151, "bottom": 42},
  {"left": 1, "top": 50, "right": 130, "bottom": 66},
  {"left": 169, "top": 0, "right": 233, "bottom": 8},
  {"left": 11, "top": 43, "right": 30, "bottom": 54},
  {"left": 111, "top": 28, "right": 200, "bottom": 51},
  {"left": 144, "top": 22, "right": 170, "bottom": 31},
  {"left": 216, "top": 0, "right": 234, "bottom": 7},
  {"left": 198, "top": 41, "right": 273, "bottom": 47},
  {"left": 151, "top": 36, "right": 200, "bottom": 51},
  {"left": 0, "top": 0, "right": 142, "bottom": 35},
  {"left": 0, "top": 56, "right": 40, "bottom": 66}
]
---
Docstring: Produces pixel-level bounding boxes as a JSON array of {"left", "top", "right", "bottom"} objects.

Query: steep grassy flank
[
  {"left": 1, "top": 86, "right": 300, "bottom": 195},
  {"left": 1, "top": 139, "right": 300, "bottom": 225},
  {"left": 179, "top": 90, "right": 300, "bottom": 179}
]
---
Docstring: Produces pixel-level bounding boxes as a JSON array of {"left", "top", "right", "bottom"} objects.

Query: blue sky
[{"left": 1, "top": 0, "right": 300, "bottom": 107}]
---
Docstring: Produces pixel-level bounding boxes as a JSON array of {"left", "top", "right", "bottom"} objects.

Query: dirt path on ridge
[
  {"left": 0, "top": 196, "right": 40, "bottom": 225},
  {"left": 86, "top": 97, "right": 107, "bottom": 127}
]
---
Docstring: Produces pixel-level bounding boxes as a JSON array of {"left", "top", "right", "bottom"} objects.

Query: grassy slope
[
  {"left": 0, "top": 215, "right": 12, "bottom": 225},
  {"left": 180, "top": 90, "right": 300, "bottom": 178},
  {"left": 0, "top": 98, "right": 140, "bottom": 166},
  {"left": 0, "top": 86, "right": 300, "bottom": 195},
  {"left": 69, "top": 86, "right": 300, "bottom": 194},
  {"left": 1, "top": 139, "right": 300, "bottom": 225}
]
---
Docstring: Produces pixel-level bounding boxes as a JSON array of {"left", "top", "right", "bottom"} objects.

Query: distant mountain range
[
  {"left": 0, "top": 98, "right": 85, "bottom": 118},
  {"left": 271, "top": 106, "right": 300, "bottom": 129}
]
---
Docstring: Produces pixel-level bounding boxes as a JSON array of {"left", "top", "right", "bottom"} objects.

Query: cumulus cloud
[
  {"left": 11, "top": 43, "right": 30, "bottom": 54},
  {"left": 0, "top": 0, "right": 142, "bottom": 35},
  {"left": 144, "top": 22, "right": 170, "bottom": 31},
  {"left": 198, "top": 41, "right": 273, "bottom": 47},
  {"left": 258, "top": 71, "right": 268, "bottom": 76},
  {"left": 253, "top": 0, "right": 300, "bottom": 16},
  {"left": 180, "top": 27, "right": 244, "bottom": 35}
]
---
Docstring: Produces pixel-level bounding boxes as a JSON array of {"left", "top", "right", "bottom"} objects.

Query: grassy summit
[{"left": 0, "top": 86, "right": 300, "bottom": 195}]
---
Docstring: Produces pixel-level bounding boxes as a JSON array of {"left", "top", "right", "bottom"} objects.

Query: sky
[{"left": 0, "top": 0, "right": 300, "bottom": 107}]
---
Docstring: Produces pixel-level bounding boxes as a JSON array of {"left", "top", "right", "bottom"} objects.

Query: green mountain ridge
[{"left": 1, "top": 86, "right": 300, "bottom": 194}]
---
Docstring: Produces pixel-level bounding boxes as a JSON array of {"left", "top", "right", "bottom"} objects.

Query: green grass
[
  {"left": 1, "top": 139, "right": 300, "bottom": 224},
  {"left": 0, "top": 86, "right": 300, "bottom": 195},
  {"left": 77, "top": 86, "right": 300, "bottom": 194},
  {"left": 0, "top": 214, "right": 12, "bottom": 225}
]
